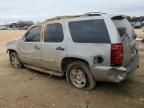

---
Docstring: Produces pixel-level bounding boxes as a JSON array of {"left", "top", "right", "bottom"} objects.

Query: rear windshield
[
  {"left": 112, "top": 17, "right": 134, "bottom": 41},
  {"left": 69, "top": 19, "right": 110, "bottom": 43}
]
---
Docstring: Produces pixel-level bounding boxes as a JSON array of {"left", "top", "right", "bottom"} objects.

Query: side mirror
[{"left": 21, "top": 36, "right": 25, "bottom": 42}]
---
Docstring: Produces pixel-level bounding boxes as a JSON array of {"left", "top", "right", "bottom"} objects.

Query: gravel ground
[{"left": 0, "top": 30, "right": 144, "bottom": 108}]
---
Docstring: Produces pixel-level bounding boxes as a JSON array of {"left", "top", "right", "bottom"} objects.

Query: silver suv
[{"left": 7, "top": 12, "right": 139, "bottom": 90}]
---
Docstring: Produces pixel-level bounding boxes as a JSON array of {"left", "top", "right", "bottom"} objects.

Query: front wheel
[
  {"left": 66, "top": 61, "right": 96, "bottom": 90},
  {"left": 9, "top": 52, "right": 23, "bottom": 69}
]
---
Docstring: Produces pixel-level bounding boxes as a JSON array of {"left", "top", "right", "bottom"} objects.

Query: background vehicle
[
  {"left": 0, "top": 25, "right": 7, "bottom": 30},
  {"left": 7, "top": 12, "right": 139, "bottom": 90},
  {"left": 134, "top": 22, "right": 142, "bottom": 28},
  {"left": 9, "top": 21, "right": 34, "bottom": 30}
]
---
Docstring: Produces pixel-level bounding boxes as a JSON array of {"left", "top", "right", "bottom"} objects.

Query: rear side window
[
  {"left": 69, "top": 19, "right": 110, "bottom": 43},
  {"left": 44, "top": 23, "right": 64, "bottom": 42}
]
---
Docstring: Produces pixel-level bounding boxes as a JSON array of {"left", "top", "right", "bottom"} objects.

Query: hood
[{"left": 7, "top": 37, "right": 21, "bottom": 45}]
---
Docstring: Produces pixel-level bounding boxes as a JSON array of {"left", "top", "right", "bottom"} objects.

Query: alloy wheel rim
[{"left": 70, "top": 68, "right": 86, "bottom": 88}]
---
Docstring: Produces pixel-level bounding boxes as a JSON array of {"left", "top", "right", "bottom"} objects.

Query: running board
[{"left": 23, "top": 64, "right": 64, "bottom": 77}]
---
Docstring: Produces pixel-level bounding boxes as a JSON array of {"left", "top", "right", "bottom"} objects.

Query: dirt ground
[
  {"left": 0, "top": 30, "right": 144, "bottom": 108},
  {"left": 135, "top": 29, "right": 144, "bottom": 38}
]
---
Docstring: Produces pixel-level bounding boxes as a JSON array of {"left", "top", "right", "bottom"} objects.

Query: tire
[
  {"left": 9, "top": 52, "right": 23, "bottom": 69},
  {"left": 66, "top": 61, "right": 96, "bottom": 90}
]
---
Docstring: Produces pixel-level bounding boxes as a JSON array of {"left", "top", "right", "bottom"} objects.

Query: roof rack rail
[
  {"left": 45, "top": 12, "right": 106, "bottom": 21},
  {"left": 83, "top": 12, "right": 106, "bottom": 16},
  {"left": 46, "top": 15, "right": 80, "bottom": 21}
]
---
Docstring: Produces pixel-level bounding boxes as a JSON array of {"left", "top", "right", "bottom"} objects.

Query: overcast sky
[{"left": 0, "top": 0, "right": 144, "bottom": 24}]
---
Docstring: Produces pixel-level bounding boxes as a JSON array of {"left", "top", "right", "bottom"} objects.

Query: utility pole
[{"left": 5, "top": 19, "right": 7, "bottom": 25}]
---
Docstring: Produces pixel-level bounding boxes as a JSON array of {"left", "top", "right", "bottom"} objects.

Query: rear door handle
[
  {"left": 34, "top": 45, "right": 40, "bottom": 50},
  {"left": 56, "top": 46, "right": 65, "bottom": 51}
]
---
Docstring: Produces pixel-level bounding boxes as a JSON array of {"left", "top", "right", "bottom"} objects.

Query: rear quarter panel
[
  {"left": 64, "top": 17, "right": 112, "bottom": 68},
  {"left": 102, "top": 15, "right": 121, "bottom": 43}
]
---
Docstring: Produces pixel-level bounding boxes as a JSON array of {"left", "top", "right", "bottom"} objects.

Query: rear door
[
  {"left": 112, "top": 16, "right": 137, "bottom": 66},
  {"left": 41, "top": 22, "right": 66, "bottom": 71}
]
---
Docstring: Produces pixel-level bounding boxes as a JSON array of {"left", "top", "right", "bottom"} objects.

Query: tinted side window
[
  {"left": 69, "top": 19, "right": 110, "bottom": 43},
  {"left": 25, "top": 26, "right": 41, "bottom": 42},
  {"left": 44, "top": 23, "right": 64, "bottom": 42}
]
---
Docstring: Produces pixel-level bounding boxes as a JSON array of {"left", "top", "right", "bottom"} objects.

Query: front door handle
[
  {"left": 34, "top": 45, "right": 40, "bottom": 50},
  {"left": 56, "top": 46, "right": 65, "bottom": 51}
]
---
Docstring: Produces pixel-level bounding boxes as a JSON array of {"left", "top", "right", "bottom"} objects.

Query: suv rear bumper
[{"left": 91, "top": 53, "right": 139, "bottom": 83}]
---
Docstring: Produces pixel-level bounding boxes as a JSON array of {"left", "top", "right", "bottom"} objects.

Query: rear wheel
[
  {"left": 66, "top": 61, "right": 96, "bottom": 90},
  {"left": 9, "top": 52, "right": 23, "bottom": 69}
]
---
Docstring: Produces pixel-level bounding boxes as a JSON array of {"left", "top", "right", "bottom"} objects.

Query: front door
[
  {"left": 20, "top": 25, "right": 42, "bottom": 67},
  {"left": 41, "top": 23, "right": 66, "bottom": 71}
]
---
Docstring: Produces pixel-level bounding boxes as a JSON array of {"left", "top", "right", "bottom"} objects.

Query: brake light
[{"left": 111, "top": 44, "right": 123, "bottom": 66}]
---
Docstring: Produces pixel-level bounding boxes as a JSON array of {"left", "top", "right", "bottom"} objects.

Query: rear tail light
[{"left": 111, "top": 44, "right": 123, "bottom": 66}]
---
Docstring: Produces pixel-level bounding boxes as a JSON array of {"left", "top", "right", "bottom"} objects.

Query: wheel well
[
  {"left": 7, "top": 49, "right": 17, "bottom": 55},
  {"left": 61, "top": 57, "right": 89, "bottom": 73}
]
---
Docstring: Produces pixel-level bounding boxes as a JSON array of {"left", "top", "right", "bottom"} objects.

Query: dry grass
[{"left": 0, "top": 30, "right": 26, "bottom": 41}]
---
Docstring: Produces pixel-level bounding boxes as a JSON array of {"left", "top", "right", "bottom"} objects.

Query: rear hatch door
[{"left": 112, "top": 16, "right": 137, "bottom": 66}]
